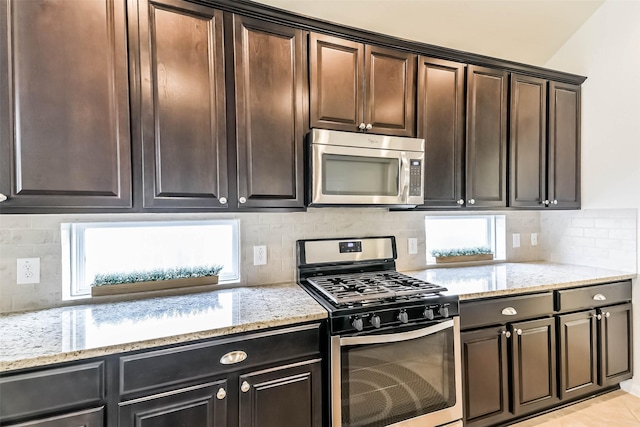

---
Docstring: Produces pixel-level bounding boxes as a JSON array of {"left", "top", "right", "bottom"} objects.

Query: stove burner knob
[
  {"left": 423, "top": 307, "right": 435, "bottom": 320},
  {"left": 440, "top": 305, "right": 450, "bottom": 318},
  {"left": 352, "top": 317, "right": 364, "bottom": 331},
  {"left": 370, "top": 315, "right": 381, "bottom": 329},
  {"left": 398, "top": 310, "right": 409, "bottom": 324}
]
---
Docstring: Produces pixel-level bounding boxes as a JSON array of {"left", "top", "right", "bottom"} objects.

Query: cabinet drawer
[
  {"left": 0, "top": 361, "right": 105, "bottom": 422},
  {"left": 556, "top": 281, "right": 631, "bottom": 312},
  {"left": 460, "top": 293, "right": 553, "bottom": 330},
  {"left": 119, "top": 323, "right": 320, "bottom": 396}
]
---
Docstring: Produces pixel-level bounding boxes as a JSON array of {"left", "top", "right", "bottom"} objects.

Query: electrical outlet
[
  {"left": 253, "top": 245, "right": 267, "bottom": 266},
  {"left": 512, "top": 233, "right": 521, "bottom": 248},
  {"left": 531, "top": 233, "right": 538, "bottom": 246},
  {"left": 408, "top": 238, "right": 418, "bottom": 255},
  {"left": 17, "top": 258, "right": 40, "bottom": 284}
]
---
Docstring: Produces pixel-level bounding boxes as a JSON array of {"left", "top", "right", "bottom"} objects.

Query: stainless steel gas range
[{"left": 297, "top": 236, "right": 463, "bottom": 427}]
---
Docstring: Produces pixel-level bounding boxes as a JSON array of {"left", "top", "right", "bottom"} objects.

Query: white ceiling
[{"left": 252, "top": 0, "right": 604, "bottom": 66}]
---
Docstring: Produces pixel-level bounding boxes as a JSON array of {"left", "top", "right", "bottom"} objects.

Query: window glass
[
  {"left": 425, "top": 215, "right": 505, "bottom": 264},
  {"left": 62, "top": 220, "right": 240, "bottom": 299}
]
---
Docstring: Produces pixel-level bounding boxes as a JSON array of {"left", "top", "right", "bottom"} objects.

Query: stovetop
[
  {"left": 297, "top": 236, "right": 459, "bottom": 335},
  {"left": 306, "top": 270, "right": 447, "bottom": 305}
]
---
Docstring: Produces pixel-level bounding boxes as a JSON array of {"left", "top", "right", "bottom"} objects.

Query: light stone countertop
[
  {"left": 0, "top": 283, "right": 328, "bottom": 372},
  {"left": 1, "top": 262, "right": 636, "bottom": 373},
  {"left": 406, "top": 261, "right": 636, "bottom": 300}
]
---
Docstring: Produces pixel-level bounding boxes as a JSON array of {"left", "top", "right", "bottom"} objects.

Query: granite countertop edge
[{"left": 0, "top": 312, "right": 327, "bottom": 373}]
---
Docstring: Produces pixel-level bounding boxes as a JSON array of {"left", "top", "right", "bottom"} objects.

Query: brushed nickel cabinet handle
[
  {"left": 593, "top": 294, "right": 607, "bottom": 301},
  {"left": 216, "top": 388, "right": 226, "bottom": 400},
  {"left": 501, "top": 307, "right": 517, "bottom": 316},
  {"left": 241, "top": 381, "right": 251, "bottom": 393},
  {"left": 220, "top": 350, "right": 247, "bottom": 365}
]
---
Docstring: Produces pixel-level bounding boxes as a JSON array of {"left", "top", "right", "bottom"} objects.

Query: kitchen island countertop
[
  {"left": 0, "top": 283, "right": 327, "bottom": 372},
  {"left": 406, "top": 261, "right": 636, "bottom": 300}
]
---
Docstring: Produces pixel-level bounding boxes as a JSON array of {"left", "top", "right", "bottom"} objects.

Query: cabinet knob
[
  {"left": 457, "top": 199, "right": 464, "bottom": 205},
  {"left": 219, "top": 197, "right": 227, "bottom": 205},
  {"left": 552, "top": 200, "right": 558, "bottom": 205},
  {"left": 216, "top": 387, "right": 226, "bottom": 400},
  {"left": 365, "top": 123, "right": 373, "bottom": 130},
  {"left": 543, "top": 200, "right": 550, "bottom": 206},
  {"left": 358, "top": 122, "right": 366, "bottom": 130},
  {"left": 468, "top": 199, "right": 475, "bottom": 205},
  {"left": 605, "top": 312, "right": 611, "bottom": 318},
  {"left": 502, "top": 330, "right": 512, "bottom": 338},
  {"left": 596, "top": 313, "right": 602, "bottom": 320},
  {"left": 239, "top": 197, "right": 247, "bottom": 204},
  {"left": 516, "top": 328, "right": 523, "bottom": 336},
  {"left": 241, "top": 381, "right": 251, "bottom": 393},
  {"left": 0, "top": 193, "right": 6, "bottom": 202}
]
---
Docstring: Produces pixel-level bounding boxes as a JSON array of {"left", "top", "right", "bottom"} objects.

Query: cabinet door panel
[
  {"left": 239, "top": 360, "right": 322, "bottom": 427},
  {"left": 118, "top": 381, "right": 227, "bottom": 427},
  {"left": 511, "top": 317, "right": 558, "bottom": 415},
  {"left": 417, "top": 57, "right": 465, "bottom": 208},
  {"left": 234, "top": 16, "right": 305, "bottom": 208},
  {"left": 466, "top": 65, "right": 507, "bottom": 208},
  {"left": 365, "top": 45, "right": 416, "bottom": 137},
  {"left": 309, "top": 33, "right": 363, "bottom": 132},
  {"left": 558, "top": 310, "right": 599, "bottom": 400},
  {"left": 0, "top": 0, "right": 131, "bottom": 210},
  {"left": 138, "top": 0, "right": 227, "bottom": 209},
  {"left": 548, "top": 82, "right": 580, "bottom": 209},
  {"left": 600, "top": 303, "right": 633, "bottom": 386},
  {"left": 509, "top": 74, "right": 547, "bottom": 208},
  {"left": 461, "top": 327, "right": 509, "bottom": 426}
]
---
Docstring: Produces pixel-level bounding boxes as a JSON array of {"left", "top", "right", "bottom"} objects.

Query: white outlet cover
[
  {"left": 512, "top": 233, "right": 521, "bottom": 248},
  {"left": 253, "top": 245, "right": 267, "bottom": 266},
  {"left": 408, "top": 238, "right": 418, "bottom": 255},
  {"left": 17, "top": 257, "right": 40, "bottom": 285},
  {"left": 531, "top": 233, "right": 538, "bottom": 246}
]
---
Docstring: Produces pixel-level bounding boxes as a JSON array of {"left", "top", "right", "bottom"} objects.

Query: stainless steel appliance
[
  {"left": 297, "top": 236, "right": 462, "bottom": 427},
  {"left": 308, "top": 129, "right": 425, "bottom": 207}
]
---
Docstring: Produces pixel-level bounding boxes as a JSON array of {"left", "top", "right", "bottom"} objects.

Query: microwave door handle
[{"left": 400, "top": 153, "right": 410, "bottom": 203}]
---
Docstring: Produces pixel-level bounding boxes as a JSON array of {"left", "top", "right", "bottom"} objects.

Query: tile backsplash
[
  {"left": 4, "top": 208, "right": 636, "bottom": 314},
  {"left": 540, "top": 208, "right": 637, "bottom": 272}
]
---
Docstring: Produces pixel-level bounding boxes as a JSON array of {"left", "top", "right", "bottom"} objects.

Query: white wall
[{"left": 544, "top": 0, "right": 640, "bottom": 394}]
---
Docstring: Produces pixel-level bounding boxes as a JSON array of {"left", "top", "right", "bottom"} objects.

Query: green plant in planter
[
  {"left": 430, "top": 246, "right": 493, "bottom": 258},
  {"left": 91, "top": 265, "right": 223, "bottom": 287}
]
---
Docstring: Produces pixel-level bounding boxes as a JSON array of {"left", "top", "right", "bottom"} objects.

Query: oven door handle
[{"left": 340, "top": 319, "right": 454, "bottom": 346}]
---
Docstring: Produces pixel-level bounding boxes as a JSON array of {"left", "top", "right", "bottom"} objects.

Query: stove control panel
[{"left": 337, "top": 299, "right": 459, "bottom": 335}]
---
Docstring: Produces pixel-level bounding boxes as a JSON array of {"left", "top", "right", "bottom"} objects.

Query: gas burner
[{"left": 306, "top": 270, "right": 447, "bottom": 306}]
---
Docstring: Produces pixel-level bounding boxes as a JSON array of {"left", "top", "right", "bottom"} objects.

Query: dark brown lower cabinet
[
  {"left": 6, "top": 407, "right": 104, "bottom": 427},
  {"left": 118, "top": 381, "right": 228, "bottom": 427},
  {"left": 239, "top": 360, "right": 322, "bottom": 427},
  {"left": 599, "top": 303, "right": 633, "bottom": 387},
  {"left": 558, "top": 310, "right": 599, "bottom": 400},
  {"left": 462, "top": 318, "right": 557, "bottom": 427}
]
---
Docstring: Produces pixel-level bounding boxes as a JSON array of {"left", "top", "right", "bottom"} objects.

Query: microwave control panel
[{"left": 409, "top": 160, "right": 422, "bottom": 196}]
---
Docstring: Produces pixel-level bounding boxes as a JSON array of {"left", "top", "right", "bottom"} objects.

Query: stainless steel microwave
[{"left": 308, "top": 129, "right": 425, "bottom": 207}]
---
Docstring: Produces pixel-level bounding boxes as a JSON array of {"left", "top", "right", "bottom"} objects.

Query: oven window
[
  {"left": 323, "top": 154, "right": 399, "bottom": 196},
  {"left": 340, "top": 327, "right": 456, "bottom": 426}
]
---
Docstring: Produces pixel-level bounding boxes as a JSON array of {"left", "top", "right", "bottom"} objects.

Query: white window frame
[
  {"left": 425, "top": 215, "right": 506, "bottom": 265},
  {"left": 63, "top": 219, "right": 240, "bottom": 299}
]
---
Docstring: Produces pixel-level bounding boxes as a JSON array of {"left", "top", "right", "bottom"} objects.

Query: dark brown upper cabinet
[
  {"left": 416, "top": 57, "right": 466, "bottom": 208},
  {"left": 465, "top": 65, "right": 508, "bottom": 208},
  {"left": 309, "top": 33, "right": 416, "bottom": 137},
  {"left": 0, "top": 0, "right": 131, "bottom": 211},
  {"left": 233, "top": 15, "right": 307, "bottom": 209},
  {"left": 509, "top": 74, "right": 547, "bottom": 208},
  {"left": 548, "top": 81, "right": 581, "bottom": 209},
  {"left": 137, "top": 0, "right": 228, "bottom": 210}
]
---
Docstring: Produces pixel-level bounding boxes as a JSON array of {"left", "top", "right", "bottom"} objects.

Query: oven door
[
  {"left": 311, "top": 142, "right": 422, "bottom": 206},
  {"left": 331, "top": 318, "right": 462, "bottom": 427}
]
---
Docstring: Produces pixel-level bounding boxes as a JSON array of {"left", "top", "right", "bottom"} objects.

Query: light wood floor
[{"left": 511, "top": 390, "right": 640, "bottom": 426}]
